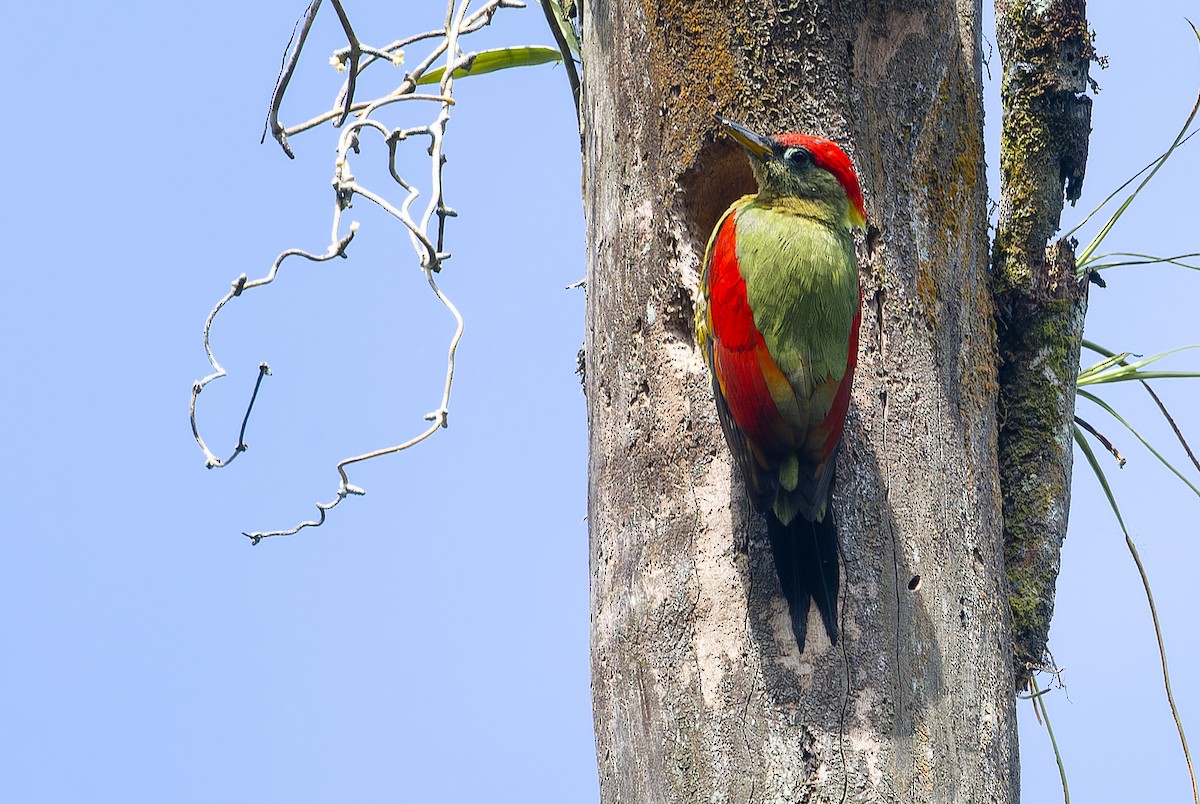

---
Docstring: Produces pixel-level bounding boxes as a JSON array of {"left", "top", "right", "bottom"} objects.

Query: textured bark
[
  {"left": 581, "top": 0, "right": 1017, "bottom": 801},
  {"left": 993, "top": 0, "right": 1093, "bottom": 688}
]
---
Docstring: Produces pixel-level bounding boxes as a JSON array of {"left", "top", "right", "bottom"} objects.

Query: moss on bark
[{"left": 994, "top": 0, "right": 1095, "bottom": 687}]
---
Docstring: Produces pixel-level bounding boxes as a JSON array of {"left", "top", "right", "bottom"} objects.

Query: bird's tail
[{"left": 765, "top": 511, "right": 840, "bottom": 650}]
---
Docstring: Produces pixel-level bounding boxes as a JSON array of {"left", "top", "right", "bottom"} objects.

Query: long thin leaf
[
  {"left": 1074, "top": 427, "right": 1199, "bottom": 804},
  {"left": 416, "top": 46, "right": 562, "bottom": 86},
  {"left": 1103, "top": 371, "right": 1200, "bottom": 382},
  {"left": 1081, "top": 370, "right": 1200, "bottom": 386},
  {"left": 1087, "top": 251, "right": 1200, "bottom": 273},
  {"left": 1063, "top": 129, "right": 1200, "bottom": 245},
  {"left": 1082, "top": 340, "right": 1200, "bottom": 474},
  {"left": 1077, "top": 389, "right": 1200, "bottom": 498},
  {"left": 1078, "top": 345, "right": 1200, "bottom": 386},
  {"left": 1078, "top": 351, "right": 1135, "bottom": 380},
  {"left": 1030, "top": 675, "right": 1071, "bottom": 804},
  {"left": 1072, "top": 21, "right": 1200, "bottom": 269},
  {"left": 535, "top": 0, "right": 581, "bottom": 124},
  {"left": 537, "top": 0, "right": 580, "bottom": 57},
  {"left": 1083, "top": 339, "right": 1119, "bottom": 357}
]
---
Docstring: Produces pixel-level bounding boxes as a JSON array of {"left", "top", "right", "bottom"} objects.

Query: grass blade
[
  {"left": 1086, "top": 251, "right": 1200, "bottom": 273},
  {"left": 1074, "top": 426, "right": 1199, "bottom": 804},
  {"left": 1030, "top": 674, "right": 1070, "bottom": 804},
  {"left": 1072, "top": 21, "right": 1200, "bottom": 269},
  {"left": 1077, "top": 345, "right": 1200, "bottom": 386},
  {"left": 1077, "top": 389, "right": 1200, "bottom": 498},
  {"left": 416, "top": 46, "right": 562, "bottom": 86}
]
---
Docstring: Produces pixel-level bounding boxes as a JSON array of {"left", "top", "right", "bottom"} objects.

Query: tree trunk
[
  {"left": 993, "top": 0, "right": 1093, "bottom": 688},
  {"left": 581, "top": 0, "right": 1018, "bottom": 800}
]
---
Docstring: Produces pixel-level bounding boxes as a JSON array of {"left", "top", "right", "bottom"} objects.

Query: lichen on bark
[
  {"left": 998, "top": 243, "right": 1088, "bottom": 680},
  {"left": 583, "top": 1, "right": 1018, "bottom": 800},
  {"left": 993, "top": 0, "right": 1095, "bottom": 686}
]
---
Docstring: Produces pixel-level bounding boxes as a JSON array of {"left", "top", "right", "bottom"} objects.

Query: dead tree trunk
[
  {"left": 581, "top": 0, "right": 1018, "bottom": 800},
  {"left": 993, "top": 0, "right": 1093, "bottom": 688}
]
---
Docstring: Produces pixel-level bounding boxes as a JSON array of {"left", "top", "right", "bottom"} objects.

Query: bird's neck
[{"left": 748, "top": 193, "right": 852, "bottom": 231}]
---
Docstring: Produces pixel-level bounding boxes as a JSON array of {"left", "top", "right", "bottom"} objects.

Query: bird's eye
[{"left": 784, "top": 147, "right": 812, "bottom": 167}]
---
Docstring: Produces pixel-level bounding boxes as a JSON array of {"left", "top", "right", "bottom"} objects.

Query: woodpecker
[{"left": 695, "top": 116, "right": 865, "bottom": 649}]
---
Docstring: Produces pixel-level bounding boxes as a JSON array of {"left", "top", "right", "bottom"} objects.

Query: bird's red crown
[{"left": 774, "top": 133, "right": 867, "bottom": 227}]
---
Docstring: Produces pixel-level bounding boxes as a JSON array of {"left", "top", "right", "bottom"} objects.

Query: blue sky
[{"left": 1, "top": 2, "right": 1197, "bottom": 802}]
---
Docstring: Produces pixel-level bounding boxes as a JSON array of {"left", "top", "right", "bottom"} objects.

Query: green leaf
[
  {"left": 416, "top": 46, "right": 562, "bottom": 86},
  {"left": 1077, "top": 389, "right": 1200, "bottom": 498},
  {"left": 1028, "top": 675, "right": 1071, "bottom": 804},
  {"left": 538, "top": 0, "right": 581, "bottom": 58},
  {"left": 1077, "top": 345, "right": 1200, "bottom": 386},
  {"left": 1078, "top": 350, "right": 1134, "bottom": 381},
  {"left": 1085, "top": 251, "right": 1200, "bottom": 273},
  {"left": 1074, "top": 424, "right": 1199, "bottom": 801},
  {"left": 1071, "top": 21, "right": 1200, "bottom": 271},
  {"left": 1076, "top": 425, "right": 1128, "bottom": 534}
]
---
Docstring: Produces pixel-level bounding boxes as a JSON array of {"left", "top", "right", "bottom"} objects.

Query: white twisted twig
[{"left": 191, "top": 0, "right": 523, "bottom": 542}]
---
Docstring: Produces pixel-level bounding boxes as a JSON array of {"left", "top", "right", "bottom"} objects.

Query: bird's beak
[{"left": 715, "top": 115, "right": 774, "bottom": 160}]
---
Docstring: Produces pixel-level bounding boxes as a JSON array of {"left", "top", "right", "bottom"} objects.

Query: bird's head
[{"left": 716, "top": 115, "right": 867, "bottom": 231}]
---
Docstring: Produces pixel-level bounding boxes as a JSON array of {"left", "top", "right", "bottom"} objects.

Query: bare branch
[
  {"left": 195, "top": 0, "right": 522, "bottom": 539},
  {"left": 263, "top": 0, "right": 323, "bottom": 158},
  {"left": 191, "top": 228, "right": 357, "bottom": 469},
  {"left": 327, "top": 0, "right": 362, "bottom": 127}
]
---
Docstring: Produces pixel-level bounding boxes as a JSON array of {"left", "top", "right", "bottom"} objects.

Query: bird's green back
[{"left": 733, "top": 199, "right": 859, "bottom": 394}]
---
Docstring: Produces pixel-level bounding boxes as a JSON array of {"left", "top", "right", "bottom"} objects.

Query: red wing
[
  {"left": 701, "top": 211, "right": 796, "bottom": 498},
  {"left": 701, "top": 209, "right": 860, "bottom": 521}
]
